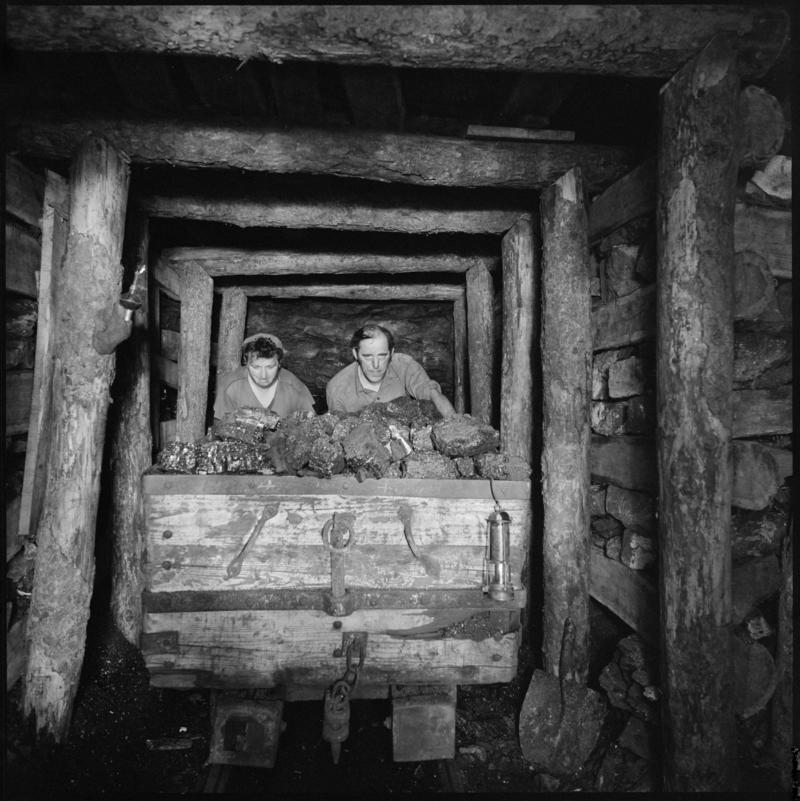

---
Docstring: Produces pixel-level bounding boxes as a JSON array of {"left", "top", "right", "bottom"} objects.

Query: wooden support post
[
  {"left": 465, "top": 264, "right": 495, "bottom": 424},
  {"left": 22, "top": 135, "right": 130, "bottom": 741},
  {"left": 452, "top": 293, "right": 467, "bottom": 414},
  {"left": 175, "top": 265, "right": 213, "bottom": 441},
  {"left": 500, "top": 214, "right": 536, "bottom": 464},
  {"left": 656, "top": 36, "right": 738, "bottom": 791},
  {"left": 216, "top": 287, "right": 247, "bottom": 379},
  {"left": 539, "top": 168, "right": 592, "bottom": 680},
  {"left": 109, "top": 208, "right": 152, "bottom": 645}
]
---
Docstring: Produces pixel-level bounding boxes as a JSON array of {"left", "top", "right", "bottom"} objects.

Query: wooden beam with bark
[
  {"left": 216, "top": 288, "right": 248, "bottom": 379},
  {"left": 158, "top": 249, "right": 498, "bottom": 278},
  {"left": 656, "top": 37, "right": 739, "bottom": 792},
  {"left": 465, "top": 263, "right": 494, "bottom": 425},
  {"left": 452, "top": 293, "right": 467, "bottom": 415},
  {"left": 175, "top": 265, "right": 214, "bottom": 441},
  {"left": 235, "top": 283, "right": 464, "bottom": 301},
  {"left": 540, "top": 168, "right": 592, "bottom": 681},
  {"left": 109, "top": 209, "right": 152, "bottom": 646},
  {"left": 7, "top": 5, "right": 788, "bottom": 79},
  {"left": 23, "top": 135, "right": 130, "bottom": 742},
  {"left": 500, "top": 214, "right": 537, "bottom": 464},
  {"left": 139, "top": 186, "right": 528, "bottom": 235},
  {"left": 8, "top": 114, "right": 637, "bottom": 193}
]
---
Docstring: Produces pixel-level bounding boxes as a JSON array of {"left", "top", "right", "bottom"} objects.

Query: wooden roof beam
[
  {"left": 8, "top": 114, "right": 636, "bottom": 192},
  {"left": 7, "top": 5, "right": 788, "bottom": 79},
  {"left": 138, "top": 188, "right": 529, "bottom": 235},
  {"left": 157, "top": 249, "right": 498, "bottom": 279},
  {"left": 230, "top": 283, "right": 464, "bottom": 301}
]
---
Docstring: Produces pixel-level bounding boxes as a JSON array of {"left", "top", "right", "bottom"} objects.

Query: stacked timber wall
[{"left": 586, "top": 141, "right": 792, "bottom": 787}]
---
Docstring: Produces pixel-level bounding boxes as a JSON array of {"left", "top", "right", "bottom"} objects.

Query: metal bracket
[{"left": 333, "top": 631, "right": 368, "bottom": 660}]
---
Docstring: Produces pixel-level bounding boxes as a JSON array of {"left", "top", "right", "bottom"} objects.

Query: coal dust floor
[{"left": 6, "top": 616, "right": 540, "bottom": 797}]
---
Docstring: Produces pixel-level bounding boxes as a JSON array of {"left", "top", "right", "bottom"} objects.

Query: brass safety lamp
[{"left": 485, "top": 505, "right": 513, "bottom": 602}]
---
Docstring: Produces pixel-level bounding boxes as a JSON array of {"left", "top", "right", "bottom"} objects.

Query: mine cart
[{"left": 141, "top": 472, "right": 530, "bottom": 765}]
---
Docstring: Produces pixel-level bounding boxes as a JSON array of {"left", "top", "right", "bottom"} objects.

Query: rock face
[{"left": 430, "top": 414, "right": 500, "bottom": 457}]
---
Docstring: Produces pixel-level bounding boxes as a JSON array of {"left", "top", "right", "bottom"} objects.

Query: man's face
[
  {"left": 246, "top": 354, "right": 281, "bottom": 389},
  {"left": 353, "top": 333, "right": 393, "bottom": 384}
]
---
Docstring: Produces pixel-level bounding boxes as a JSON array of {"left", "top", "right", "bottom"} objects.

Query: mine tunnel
[{"left": 4, "top": 5, "right": 793, "bottom": 795}]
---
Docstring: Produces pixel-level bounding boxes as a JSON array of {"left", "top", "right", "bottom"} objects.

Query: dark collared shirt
[
  {"left": 325, "top": 353, "right": 441, "bottom": 413},
  {"left": 214, "top": 366, "right": 315, "bottom": 419}
]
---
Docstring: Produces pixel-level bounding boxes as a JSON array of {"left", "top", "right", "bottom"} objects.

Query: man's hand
[{"left": 431, "top": 390, "right": 456, "bottom": 418}]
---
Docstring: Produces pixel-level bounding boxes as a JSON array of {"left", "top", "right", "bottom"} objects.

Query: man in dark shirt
[
  {"left": 325, "top": 323, "right": 455, "bottom": 417},
  {"left": 214, "top": 333, "right": 315, "bottom": 421}
]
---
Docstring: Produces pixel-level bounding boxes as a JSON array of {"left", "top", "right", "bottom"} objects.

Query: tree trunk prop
[
  {"left": 539, "top": 167, "right": 592, "bottom": 679},
  {"left": 22, "top": 135, "right": 130, "bottom": 742},
  {"left": 656, "top": 36, "right": 739, "bottom": 792},
  {"left": 500, "top": 213, "right": 537, "bottom": 465},
  {"left": 109, "top": 207, "right": 152, "bottom": 645}
]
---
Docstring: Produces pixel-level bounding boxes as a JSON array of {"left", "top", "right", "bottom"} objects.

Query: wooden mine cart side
[{"left": 140, "top": 472, "right": 530, "bottom": 761}]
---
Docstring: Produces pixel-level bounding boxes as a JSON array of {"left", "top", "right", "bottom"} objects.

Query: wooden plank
[
  {"left": 452, "top": 293, "right": 467, "bottom": 415},
  {"left": 8, "top": 114, "right": 638, "bottom": 194},
  {"left": 269, "top": 62, "right": 324, "bottom": 126},
  {"left": 733, "top": 386, "right": 793, "bottom": 437},
  {"left": 237, "top": 283, "right": 463, "bottom": 301},
  {"left": 183, "top": 55, "right": 269, "bottom": 117},
  {"left": 106, "top": 52, "right": 182, "bottom": 114},
  {"left": 141, "top": 189, "right": 528, "bottom": 235},
  {"left": 5, "top": 220, "right": 40, "bottom": 297},
  {"left": 340, "top": 65, "right": 404, "bottom": 130},
  {"left": 142, "top": 473, "right": 531, "bottom": 500},
  {"left": 5, "top": 371, "right": 33, "bottom": 435},
  {"left": 161, "top": 249, "right": 498, "bottom": 277},
  {"left": 540, "top": 167, "right": 592, "bottom": 680},
  {"left": 5, "top": 155, "right": 44, "bottom": 228},
  {"left": 734, "top": 202, "right": 792, "bottom": 279},
  {"left": 465, "top": 264, "right": 495, "bottom": 423},
  {"left": 656, "top": 36, "right": 738, "bottom": 791},
  {"left": 592, "top": 284, "right": 656, "bottom": 350},
  {"left": 7, "top": 5, "right": 787, "bottom": 79},
  {"left": 153, "top": 260, "right": 181, "bottom": 296},
  {"left": 500, "top": 214, "right": 536, "bottom": 463},
  {"left": 589, "top": 549, "right": 656, "bottom": 645},
  {"left": 143, "top": 492, "right": 531, "bottom": 592},
  {"left": 6, "top": 615, "right": 27, "bottom": 691},
  {"left": 175, "top": 265, "right": 213, "bottom": 441},
  {"left": 588, "top": 158, "right": 656, "bottom": 242},
  {"left": 141, "top": 608, "right": 519, "bottom": 688},
  {"left": 159, "top": 332, "right": 215, "bottom": 368},
  {"left": 591, "top": 435, "right": 657, "bottom": 492},
  {"left": 153, "top": 354, "right": 178, "bottom": 389},
  {"left": 16, "top": 169, "right": 68, "bottom": 542},
  {"left": 160, "top": 329, "right": 180, "bottom": 362},
  {"left": 467, "top": 125, "right": 575, "bottom": 142},
  {"left": 160, "top": 420, "right": 177, "bottom": 445}
]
